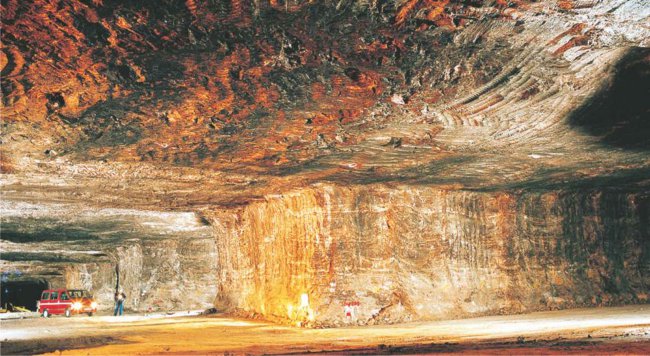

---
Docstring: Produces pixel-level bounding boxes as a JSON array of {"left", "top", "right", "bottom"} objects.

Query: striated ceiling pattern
[{"left": 1, "top": 0, "right": 649, "bottom": 208}]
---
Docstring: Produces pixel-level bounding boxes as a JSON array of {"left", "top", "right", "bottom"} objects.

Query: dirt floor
[{"left": 1, "top": 305, "right": 649, "bottom": 355}]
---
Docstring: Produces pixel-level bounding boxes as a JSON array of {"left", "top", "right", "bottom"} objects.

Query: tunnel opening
[
  {"left": 1, "top": 280, "right": 49, "bottom": 311},
  {"left": 568, "top": 47, "right": 650, "bottom": 150}
]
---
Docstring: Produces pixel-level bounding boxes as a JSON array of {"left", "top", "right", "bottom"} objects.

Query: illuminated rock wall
[
  {"left": 1, "top": 235, "right": 217, "bottom": 312},
  {"left": 209, "top": 185, "right": 649, "bottom": 326},
  {"left": 1, "top": 202, "right": 219, "bottom": 312},
  {"left": 61, "top": 237, "right": 219, "bottom": 312},
  {"left": 1, "top": 0, "right": 648, "bottom": 324}
]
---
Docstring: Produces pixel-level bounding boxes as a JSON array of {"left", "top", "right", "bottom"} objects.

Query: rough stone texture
[
  {"left": 210, "top": 184, "right": 649, "bottom": 326},
  {"left": 1, "top": 0, "right": 648, "bottom": 200},
  {"left": 1, "top": 202, "right": 218, "bottom": 312},
  {"left": 1, "top": 0, "right": 648, "bottom": 325}
]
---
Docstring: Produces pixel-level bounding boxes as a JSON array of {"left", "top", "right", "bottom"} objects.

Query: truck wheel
[
  {"left": 65, "top": 308, "right": 71, "bottom": 317},
  {"left": 87, "top": 312, "right": 93, "bottom": 317},
  {"left": 43, "top": 309, "right": 49, "bottom": 318}
]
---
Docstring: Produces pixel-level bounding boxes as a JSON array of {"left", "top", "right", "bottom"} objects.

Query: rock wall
[
  {"left": 208, "top": 184, "right": 649, "bottom": 326},
  {"left": 1, "top": 237, "right": 218, "bottom": 313},
  {"left": 61, "top": 237, "right": 219, "bottom": 312},
  {"left": 1, "top": 0, "right": 648, "bottom": 326},
  {"left": 1, "top": 202, "right": 219, "bottom": 312}
]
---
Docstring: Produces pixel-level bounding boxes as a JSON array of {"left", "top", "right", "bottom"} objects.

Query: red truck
[{"left": 37, "top": 289, "right": 97, "bottom": 317}]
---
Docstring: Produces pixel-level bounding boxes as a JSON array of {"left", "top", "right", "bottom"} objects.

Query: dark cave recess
[
  {"left": 568, "top": 47, "right": 650, "bottom": 151},
  {"left": 1, "top": 280, "right": 49, "bottom": 311}
]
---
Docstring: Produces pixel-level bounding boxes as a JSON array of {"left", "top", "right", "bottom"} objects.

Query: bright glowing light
[
  {"left": 91, "top": 302, "right": 98, "bottom": 309},
  {"left": 300, "top": 293, "right": 309, "bottom": 308},
  {"left": 72, "top": 302, "right": 82, "bottom": 310}
]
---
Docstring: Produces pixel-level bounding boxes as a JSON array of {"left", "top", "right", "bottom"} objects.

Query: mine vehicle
[{"left": 37, "top": 289, "right": 97, "bottom": 317}]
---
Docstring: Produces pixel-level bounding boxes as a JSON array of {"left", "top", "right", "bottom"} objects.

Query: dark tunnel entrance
[{"left": 1, "top": 280, "right": 49, "bottom": 311}]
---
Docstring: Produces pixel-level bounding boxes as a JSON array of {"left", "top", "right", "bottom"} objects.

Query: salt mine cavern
[{"left": 1, "top": 0, "right": 649, "bottom": 354}]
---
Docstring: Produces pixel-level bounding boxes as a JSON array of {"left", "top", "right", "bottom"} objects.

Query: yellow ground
[{"left": 2, "top": 305, "right": 649, "bottom": 355}]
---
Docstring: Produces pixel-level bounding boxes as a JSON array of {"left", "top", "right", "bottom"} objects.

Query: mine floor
[{"left": 1, "top": 305, "right": 649, "bottom": 355}]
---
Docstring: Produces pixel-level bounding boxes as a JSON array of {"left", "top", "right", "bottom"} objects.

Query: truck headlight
[
  {"left": 91, "top": 302, "right": 97, "bottom": 309},
  {"left": 72, "top": 302, "right": 82, "bottom": 310}
]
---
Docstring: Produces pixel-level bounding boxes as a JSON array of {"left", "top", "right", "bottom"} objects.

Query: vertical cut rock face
[
  {"left": 1, "top": 238, "right": 219, "bottom": 312},
  {"left": 209, "top": 185, "right": 648, "bottom": 326},
  {"left": 1, "top": 0, "right": 649, "bottom": 325},
  {"left": 0, "top": 203, "right": 218, "bottom": 311}
]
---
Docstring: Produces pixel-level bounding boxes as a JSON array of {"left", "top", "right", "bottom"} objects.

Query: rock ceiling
[
  {"left": 1, "top": 0, "right": 649, "bottom": 324},
  {"left": 1, "top": 0, "right": 649, "bottom": 209}
]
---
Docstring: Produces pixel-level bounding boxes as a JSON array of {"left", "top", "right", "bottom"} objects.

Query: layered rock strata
[
  {"left": 209, "top": 184, "right": 649, "bottom": 326},
  {"left": 1, "top": 0, "right": 648, "bottom": 195},
  {"left": 2, "top": 184, "right": 647, "bottom": 323},
  {"left": 1, "top": 202, "right": 218, "bottom": 312},
  {"left": 0, "top": 0, "right": 648, "bottom": 327}
]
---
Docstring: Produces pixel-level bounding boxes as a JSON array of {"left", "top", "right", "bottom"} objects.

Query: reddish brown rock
[{"left": 0, "top": 0, "right": 648, "bottom": 327}]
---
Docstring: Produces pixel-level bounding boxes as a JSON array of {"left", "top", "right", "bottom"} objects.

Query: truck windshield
[{"left": 68, "top": 290, "right": 91, "bottom": 298}]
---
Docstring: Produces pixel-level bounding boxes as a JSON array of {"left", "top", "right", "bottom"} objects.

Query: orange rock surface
[{"left": 1, "top": 0, "right": 648, "bottom": 330}]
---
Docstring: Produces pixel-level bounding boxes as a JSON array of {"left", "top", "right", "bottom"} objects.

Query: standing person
[
  {"left": 114, "top": 291, "right": 125, "bottom": 316},
  {"left": 113, "top": 292, "right": 120, "bottom": 316},
  {"left": 119, "top": 291, "right": 126, "bottom": 315}
]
